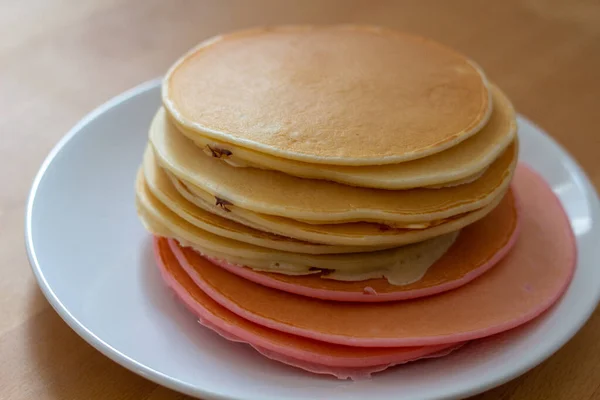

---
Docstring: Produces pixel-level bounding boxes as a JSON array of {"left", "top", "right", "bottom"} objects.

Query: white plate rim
[{"left": 24, "top": 79, "right": 600, "bottom": 400}]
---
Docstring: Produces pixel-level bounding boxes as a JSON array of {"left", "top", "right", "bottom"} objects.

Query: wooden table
[{"left": 2, "top": 0, "right": 599, "bottom": 398}]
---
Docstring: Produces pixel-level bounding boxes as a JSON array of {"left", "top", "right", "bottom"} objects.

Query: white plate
[{"left": 26, "top": 80, "right": 600, "bottom": 400}]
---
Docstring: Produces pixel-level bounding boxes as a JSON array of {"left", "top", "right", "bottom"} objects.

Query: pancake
[
  {"left": 170, "top": 172, "right": 452, "bottom": 231},
  {"left": 137, "top": 178, "right": 466, "bottom": 283},
  {"left": 179, "top": 84, "right": 515, "bottom": 189},
  {"left": 174, "top": 230, "right": 459, "bottom": 286},
  {"left": 169, "top": 184, "right": 518, "bottom": 300},
  {"left": 168, "top": 168, "right": 508, "bottom": 247},
  {"left": 169, "top": 165, "right": 576, "bottom": 347},
  {"left": 154, "top": 237, "right": 463, "bottom": 380},
  {"left": 425, "top": 167, "right": 486, "bottom": 188},
  {"left": 163, "top": 25, "right": 491, "bottom": 165},
  {"left": 150, "top": 107, "right": 517, "bottom": 224},
  {"left": 141, "top": 147, "right": 391, "bottom": 254},
  {"left": 137, "top": 167, "right": 470, "bottom": 280}
]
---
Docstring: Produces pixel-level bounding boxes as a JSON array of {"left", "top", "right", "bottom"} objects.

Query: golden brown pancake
[
  {"left": 136, "top": 168, "right": 470, "bottom": 280},
  {"left": 163, "top": 25, "right": 491, "bottom": 165},
  {"left": 150, "top": 106, "right": 517, "bottom": 224},
  {"left": 142, "top": 148, "right": 394, "bottom": 254},
  {"left": 151, "top": 166, "right": 508, "bottom": 247},
  {"left": 177, "top": 85, "right": 515, "bottom": 189}
]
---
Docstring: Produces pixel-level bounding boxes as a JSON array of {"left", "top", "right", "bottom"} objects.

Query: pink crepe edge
[
  {"left": 154, "top": 238, "right": 460, "bottom": 368},
  {"left": 190, "top": 304, "right": 464, "bottom": 380},
  {"left": 249, "top": 342, "right": 465, "bottom": 381},
  {"left": 169, "top": 164, "right": 577, "bottom": 348}
]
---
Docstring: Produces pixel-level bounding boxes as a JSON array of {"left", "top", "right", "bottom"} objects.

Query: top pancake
[
  {"left": 163, "top": 25, "right": 491, "bottom": 165},
  {"left": 175, "top": 84, "right": 515, "bottom": 189}
]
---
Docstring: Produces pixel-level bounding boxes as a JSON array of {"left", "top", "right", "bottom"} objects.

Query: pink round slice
[
  {"left": 169, "top": 164, "right": 577, "bottom": 347},
  {"left": 154, "top": 237, "right": 462, "bottom": 379}
]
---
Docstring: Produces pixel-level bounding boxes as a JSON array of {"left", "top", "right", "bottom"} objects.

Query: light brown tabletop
[{"left": 2, "top": 0, "right": 600, "bottom": 399}]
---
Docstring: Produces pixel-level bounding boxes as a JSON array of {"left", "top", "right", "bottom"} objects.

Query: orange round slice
[{"left": 168, "top": 165, "right": 576, "bottom": 347}]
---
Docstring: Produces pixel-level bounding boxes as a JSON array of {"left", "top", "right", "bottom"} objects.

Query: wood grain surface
[{"left": 1, "top": 0, "right": 599, "bottom": 399}]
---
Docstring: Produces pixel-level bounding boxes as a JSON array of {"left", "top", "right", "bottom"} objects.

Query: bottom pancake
[
  {"left": 169, "top": 187, "right": 518, "bottom": 302},
  {"left": 154, "top": 237, "right": 461, "bottom": 379},
  {"left": 167, "top": 164, "right": 576, "bottom": 347}
]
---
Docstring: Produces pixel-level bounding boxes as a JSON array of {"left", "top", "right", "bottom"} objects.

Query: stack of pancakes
[{"left": 135, "top": 26, "right": 575, "bottom": 379}]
